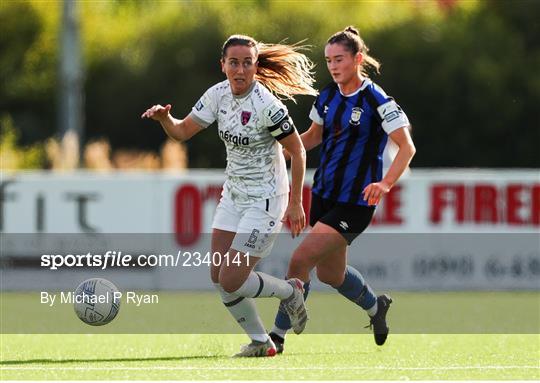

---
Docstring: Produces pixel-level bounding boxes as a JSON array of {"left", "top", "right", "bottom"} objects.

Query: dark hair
[
  {"left": 327, "top": 26, "right": 381, "bottom": 76},
  {"left": 221, "top": 35, "right": 258, "bottom": 58},
  {"left": 221, "top": 34, "right": 317, "bottom": 101}
]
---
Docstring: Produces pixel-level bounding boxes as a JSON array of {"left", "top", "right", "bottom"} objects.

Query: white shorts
[{"left": 211, "top": 193, "right": 288, "bottom": 258}]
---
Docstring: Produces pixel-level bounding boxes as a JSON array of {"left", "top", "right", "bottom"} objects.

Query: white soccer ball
[{"left": 73, "top": 278, "right": 121, "bottom": 326}]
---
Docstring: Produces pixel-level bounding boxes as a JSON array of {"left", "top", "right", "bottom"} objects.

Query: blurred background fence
[{"left": 1, "top": 169, "right": 538, "bottom": 292}]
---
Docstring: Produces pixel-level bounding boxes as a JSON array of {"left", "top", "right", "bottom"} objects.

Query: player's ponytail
[
  {"left": 327, "top": 26, "right": 381, "bottom": 77},
  {"left": 222, "top": 35, "right": 317, "bottom": 102},
  {"left": 256, "top": 42, "right": 318, "bottom": 101}
]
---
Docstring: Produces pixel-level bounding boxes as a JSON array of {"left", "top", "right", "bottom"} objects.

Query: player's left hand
[
  {"left": 282, "top": 201, "right": 306, "bottom": 238},
  {"left": 362, "top": 180, "right": 392, "bottom": 206}
]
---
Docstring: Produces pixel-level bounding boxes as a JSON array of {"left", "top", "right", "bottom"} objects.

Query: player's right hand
[
  {"left": 141, "top": 104, "right": 172, "bottom": 121},
  {"left": 282, "top": 201, "right": 306, "bottom": 238}
]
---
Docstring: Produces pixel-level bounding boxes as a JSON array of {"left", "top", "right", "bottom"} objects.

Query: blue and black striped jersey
[{"left": 310, "top": 79, "right": 409, "bottom": 206}]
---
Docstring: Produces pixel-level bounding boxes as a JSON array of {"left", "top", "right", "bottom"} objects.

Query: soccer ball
[{"left": 73, "top": 278, "right": 121, "bottom": 326}]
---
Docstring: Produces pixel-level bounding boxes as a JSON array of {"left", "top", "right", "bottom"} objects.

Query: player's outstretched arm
[
  {"left": 280, "top": 131, "right": 306, "bottom": 238},
  {"left": 141, "top": 104, "right": 203, "bottom": 142}
]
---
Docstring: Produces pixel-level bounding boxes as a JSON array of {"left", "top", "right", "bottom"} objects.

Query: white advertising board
[{"left": 1, "top": 169, "right": 538, "bottom": 290}]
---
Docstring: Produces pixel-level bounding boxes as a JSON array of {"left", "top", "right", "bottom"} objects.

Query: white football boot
[
  {"left": 233, "top": 338, "right": 277, "bottom": 357},
  {"left": 279, "top": 278, "right": 308, "bottom": 334}
]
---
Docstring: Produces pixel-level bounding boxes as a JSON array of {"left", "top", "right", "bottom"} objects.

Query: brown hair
[
  {"left": 327, "top": 26, "right": 381, "bottom": 77},
  {"left": 222, "top": 34, "right": 317, "bottom": 101}
]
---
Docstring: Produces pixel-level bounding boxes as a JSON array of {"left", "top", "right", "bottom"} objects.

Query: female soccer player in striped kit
[
  {"left": 142, "top": 35, "right": 317, "bottom": 357},
  {"left": 270, "top": 26, "right": 416, "bottom": 352}
]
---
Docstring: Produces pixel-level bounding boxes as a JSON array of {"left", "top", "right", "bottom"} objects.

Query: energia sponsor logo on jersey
[{"left": 219, "top": 129, "right": 250, "bottom": 146}]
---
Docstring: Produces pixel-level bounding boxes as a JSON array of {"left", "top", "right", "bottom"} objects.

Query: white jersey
[{"left": 190, "top": 80, "right": 295, "bottom": 202}]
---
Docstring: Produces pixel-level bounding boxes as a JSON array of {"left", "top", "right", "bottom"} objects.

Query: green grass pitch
[{"left": 1, "top": 292, "right": 539, "bottom": 380}]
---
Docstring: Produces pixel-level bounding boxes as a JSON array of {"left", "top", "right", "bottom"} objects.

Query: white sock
[
  {"left": 214, "top": 283, "right": 268, "bottom": 343},
  {"left": 233, "top": 272, "right": 293, "bottom": 300},
  {"left": 367, "top": 300, "right": 378, "bottom": 317},
  {"left": 270, "top": 325, "right": 288, "bottom": 339}
]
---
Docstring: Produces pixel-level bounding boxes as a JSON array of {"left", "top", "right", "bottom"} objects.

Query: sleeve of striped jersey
[
  {"left": 309, "top": 93, "right": 324, "bottom": 125},
  {"left": 309, "top": 104, "right": 323, "bottom": 125},
  {"left": 267, "top": 115, "right": 296, "bottom": 141},
  {"left": 190, "top": 86, "right": 218, "bottom": 128},
  {"left": 376, "top": 100, "right": 410, "bottom": 135}
]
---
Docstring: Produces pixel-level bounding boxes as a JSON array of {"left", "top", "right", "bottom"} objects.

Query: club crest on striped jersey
[
  {"left": 241, "top": 111, "right": 252, "bottom": 125},
  {"left": 350, "top": 107, "right": 363, "bottom": 125}
]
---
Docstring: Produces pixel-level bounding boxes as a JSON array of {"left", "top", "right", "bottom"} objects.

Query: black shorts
[{"left": 309, "top": 193, "right": 375, "bottom": 245}]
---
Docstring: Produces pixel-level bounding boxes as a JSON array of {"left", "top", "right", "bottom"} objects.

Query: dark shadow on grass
[
  {"left": 0, "top": 355, "right": 226, "bottom": 365},
  {"left": 1, "top": 351, "right": 368, "bottom": 364}
]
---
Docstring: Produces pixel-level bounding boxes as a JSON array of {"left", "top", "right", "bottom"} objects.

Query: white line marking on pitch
[{"left": 1, "top": 366, "right": 538, "bottom": 371}]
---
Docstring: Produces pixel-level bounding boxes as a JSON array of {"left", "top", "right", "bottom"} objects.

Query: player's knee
[
  {"left": 294, "top": 241, "right": 327, "bottom": 264},
  {"left": 221, "top": 284, "right": 238, "bottom": 294},
  {"left": 292, "top": 246, "right": 317, "bottom": 266},
  {"left": 218, "top": 276, "right": 243, "bottom": 294}
]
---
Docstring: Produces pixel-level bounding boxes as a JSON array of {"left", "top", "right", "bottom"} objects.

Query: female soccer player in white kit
[{"left": 142, "top": 35, "right": 318, "bottom": 357}]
